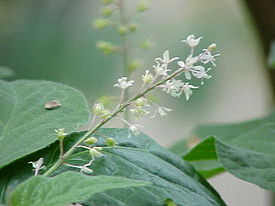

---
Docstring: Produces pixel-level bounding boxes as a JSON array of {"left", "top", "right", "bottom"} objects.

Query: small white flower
[
  {"left": 153, "top": 63, "right": 171, "bottom": 77},
  {"left": 181, "top": 34, "right": 202, "bottom": 48},
  {"left": 29, "top": 158, "right": 46, "bottom": 176},
  {"left": 129, "top": 124, "right": 144, "bottom": 137},
  {"left": 114, "top": 77, "right": 134, "bottom": 89},
  {"left": 159, "top": 79, "right": 185, "bottom": 97},
  {"left": 199, "top": 49, "right": 220, "bottom": 66},
  {"left": 151, "top": 107, "right": 172, "bottom": 118},
  {"left": 155, "top": 50, "right": 179, "bottom": 69},
  {"left": 182, "top": 83, "right": 198, "bottom": 100},
  {"left": 54, "top": 128, "right": 67, "bottom": 140},
  {"left": 177, "top": 56, "right": 199, "bottom": 80},
  {"left": 191, "top": 66, "right": 212, "bottom": 85},
  {"left": 142, "top": 70, "right": 154, "bottom": 83}
]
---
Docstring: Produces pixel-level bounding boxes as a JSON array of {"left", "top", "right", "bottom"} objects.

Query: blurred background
[{"left": 0, "top": 0, "right": 274, "bottom": 205}]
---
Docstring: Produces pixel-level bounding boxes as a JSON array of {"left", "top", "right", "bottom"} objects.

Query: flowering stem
[
  {"left": 43, "top": 68, "right": 184, "bottom": 177},
  {"left": 118, "top": 0, "right": 130, "bottom": 122},
  {"left": 87, "top": 114, "right": 96, "bottom": 130}
]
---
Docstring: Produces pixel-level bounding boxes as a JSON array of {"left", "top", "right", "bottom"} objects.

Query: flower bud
[
  {"left": 90, "top": 148, "right": 104, "bottom": 158},
  {"left": 127, "top": 60, "right": 141, "bottom": 73},
  {"left": 128, "top": 24, "right": 138, "bottom": 32},
  {"left": 105, "top": 138, "right": 118, "bottom": 147},
  {"left": 100, "top": 109, "right": 111, "bottom": 119},
  {"left": 137, "top": 2, "right": 149, "bottom": 12},
  {"left": 96, "top": 41, "right": 117, "bottom": 54},
  {"left": 93, "top": 18, "right": 111, "bottom": 29},
  {"left": 84, "top": 136, "right": 98, "bottom": 145},
  {"left": 141, "top": 39, "right": 153, "bottom": 50},
  {"left": 117, "top": 25, "right": 129, "bottom": 36},
  {"left": 55, "top": 128, "right": 67, "bottom": 141},
  {"left": 142, "top": 70, "right": 154, "bottom": 83},
  {"left": 101, "top": 7, "right": 114, "bottom": 17},
  {"left": 135, "top": 97, "right": 147, "bottom": 107},
  {"left": 93, "top": 103, "right": 104, "bottom": 115},
  {"left": 207, "top": 43, "right": 217, "bottom": 51}
]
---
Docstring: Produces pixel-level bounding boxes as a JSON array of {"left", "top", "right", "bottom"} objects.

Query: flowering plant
[{"left": 0, "top": 1, "right": 274, "bottom": 206}]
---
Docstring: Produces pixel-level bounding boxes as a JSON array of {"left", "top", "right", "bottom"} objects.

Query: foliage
[
  {"left": 0, "top": 126, "right": 225, "bottom": 206},
  {"left": 171, "top": 111, "right": 275, "bottom": 191}
]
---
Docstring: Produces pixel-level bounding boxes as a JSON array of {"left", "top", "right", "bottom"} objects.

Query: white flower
[
  {"left": 114, "top": 77, "right": 134, "bottom": 89},
  {"left": 151, "top": 106, "right": 172, "bottom": 118},
  {"left": 155, "top": 50, "right": 179, "bottom": 69},
  {"left": 177, "top": 56, "right": 198, "bottom": 80},
  {"left": 199, "top": 49, "right": 220, "bottom": 66},
  {"left": 182, "top": 83, "right": 198, "bottom": 100},
  {"left": 159, "top": 79, "right": 185, "bottom": 97},
  {"left": 29, "top": 158, "right": 46, "bottom": 176},
  {"left": 181, "top": 34, "right": 202, "bottom": 48},
  {"left": 142, "top": 70, "right": 154, "bottom": 83},
  {"left": 153, "top": 63, "right": 171, "bottom": 77},
  {"left": 129, "top": 124, "right": 144, "bottom": 137},
  {"left": 191, "top": 66, "right": 212, "bottom": 85}
]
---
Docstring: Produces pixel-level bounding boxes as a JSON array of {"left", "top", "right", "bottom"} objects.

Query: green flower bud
[
  {"left": 93, "top": 103, "right": 104, "bottom": 115},
  {"left": 141, "top": 39, "right": 154, "bottom": 50},
  {"left": 100, "top": 109, "right": 111, "bottom": 119},
  {"left": 84, "top": 136, "right": 98, "bottom": 145},
  {"left": 96, "top": 41, "right": 117, "bottom": 54},
  {"left": 105, "top": 138, "right": 118, "bottom": 147},
  {"left": 101, "top": 0, "right": 113, "bottom": 5},
  {"left": 101, "top": 7, "right": 113, "bottom": 17},
  {"left": 135, "top": 97, "right": 148, "bottom": 107},
  {"left": 93, "top": 18, "right": 111, "bottom": 29},
  {"left": 90, "top": 148, "right": 104, "bottom": 158},
  {"left": 208, "top": 43, "right": 217, "bottom": 51},
  {"left": 55, "top": 128, "right": 67, "bottom": 141},
  {"left": 128, "top": 24, "right": 138, "bottom": 32},
  {"left": 127, "top": 60, "right": 141, "bottom": 73},
  {"left": 137, "top": 2, "right": 149, "bottom": 12},
  {"left": 117, "top": 25, "right": 128, "bottom": 36}
]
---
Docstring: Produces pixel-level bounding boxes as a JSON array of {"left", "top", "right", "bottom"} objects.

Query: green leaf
[
  {"left": 0, "top": 67, "right": 14, "bottom": 79},
  {"left": 0, "top": 80, "right": 90, "bottom": 168},
  {"left": 183, "top": 137, "right": 224, "bottom": 178},
  {"left": 0, "top": 129, "right": 226, "bottom": 206},
  {"left": 9, "top": 172, "right": 149, "bottom": 206},
  {"left": 268, "top": 42, "right": 275, "bottom": 68},
  {"left": 177, "top": 111, "right": 275, "bottom": 191}
]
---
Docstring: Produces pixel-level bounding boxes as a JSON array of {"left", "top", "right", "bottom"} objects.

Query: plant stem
[
  {"left": 43, "top": 68, "right": 184, "bottom": 177},
  {"left": 118, "top": 0, "right": 130, "bottom": 122}
]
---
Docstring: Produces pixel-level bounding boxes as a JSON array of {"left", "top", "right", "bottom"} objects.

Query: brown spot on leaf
[{"left": 44, "top": 100, "right": 62, "bottom": 110}]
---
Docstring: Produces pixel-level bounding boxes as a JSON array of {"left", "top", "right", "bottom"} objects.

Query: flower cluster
[{"left": 109, "top": 34, "right": 219, "bottom": 137}]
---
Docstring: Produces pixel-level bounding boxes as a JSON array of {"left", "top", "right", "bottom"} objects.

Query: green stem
[
  {"left": 43, "top": 68, "right": 185, "bottom": 177},
  {"left": 118, "top": 0, "right": 130, "bottom": 122}
]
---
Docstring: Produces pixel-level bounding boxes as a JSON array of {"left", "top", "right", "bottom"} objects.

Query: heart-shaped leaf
[{"left": 0, "top": 80, "right": 90, "bottom": 168}]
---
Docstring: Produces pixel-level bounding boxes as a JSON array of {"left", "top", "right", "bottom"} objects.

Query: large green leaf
[
  {"left": 0, "top": 80, "right": 90, "bottom": 168},
  {"left": 9, "top": 171, "right": 149, "bottom": 206},
  {"left": 173, "top": 111, "right": 275, "bottom": 191},
  {"left": 0, "top": 129, "right": 226, "bottom": 206}
]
